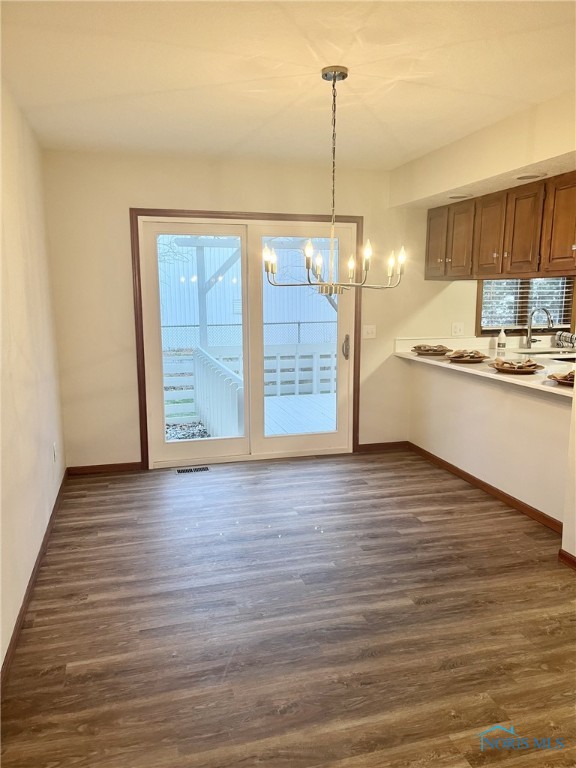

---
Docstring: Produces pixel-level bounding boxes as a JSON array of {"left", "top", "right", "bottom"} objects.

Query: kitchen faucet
[{"left": 526, "top": 307, "right": 554, "bottom": 349}]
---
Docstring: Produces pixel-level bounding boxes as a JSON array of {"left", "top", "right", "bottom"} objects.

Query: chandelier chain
[{"left": 331, "top": 73, "right": 337, "bottom": 230}]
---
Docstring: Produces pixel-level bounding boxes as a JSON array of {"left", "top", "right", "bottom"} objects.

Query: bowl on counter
[
  {"left": 488, "top": 358, "right": 544, "bottom": 375},
  {"left": 446, "top": 350, "right": 490, "bottom": 364}
]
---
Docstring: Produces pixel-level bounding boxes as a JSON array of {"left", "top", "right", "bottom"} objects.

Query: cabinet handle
[
  {"left": 446, "top": 258, "right": 452, "bottom": 263},
  {"left": 572, "top": 244, "right": 576, "bottom": 251},
  {"left": 437, "top": 258, "right": 443, "bottom": 263},
  {"left": 492, "top": 252, "right": 499, "bottom": 259},
  {"left": 503, "top": 251, "right": 509, "bottom": 258}
]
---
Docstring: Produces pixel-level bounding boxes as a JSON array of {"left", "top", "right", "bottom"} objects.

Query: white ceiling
[{"left": 2, "top": 1, "right": 575, "bottom": 170}]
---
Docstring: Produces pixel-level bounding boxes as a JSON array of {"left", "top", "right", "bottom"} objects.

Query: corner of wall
[{"left": 1, "top": 83, "right": 65, "bottom": 664}]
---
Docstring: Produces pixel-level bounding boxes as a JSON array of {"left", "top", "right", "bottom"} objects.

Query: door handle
[{"left": 342, "top": 334, "right": 350, "bottom": 360}]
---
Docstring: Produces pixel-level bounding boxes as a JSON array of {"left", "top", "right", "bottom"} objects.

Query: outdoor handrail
[{"left": 192, "top": 347, "right": 244, "bottom": 438}]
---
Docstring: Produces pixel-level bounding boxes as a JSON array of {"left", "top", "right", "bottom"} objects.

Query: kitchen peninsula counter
[
  {"left": 395, "top": 350, "right": 573, "bottom": 399},
  {"left": 395, "top": 339, "right": 573, "bottom": 524}
]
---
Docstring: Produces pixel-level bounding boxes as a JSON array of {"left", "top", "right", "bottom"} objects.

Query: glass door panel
[
  {"left": 156, "top": 233, "right": 244, "bottom": 441},
  {"left": 248, "top": 222, "right": 355, "bottom": 458},
  {"left": 262, "top": 236, "right": 338, "bottom": 437},
  {"left": 139, "top": 220, "right": 250, "bottom": 468}
]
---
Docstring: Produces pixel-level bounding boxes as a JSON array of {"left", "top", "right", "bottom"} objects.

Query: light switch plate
[
  {"left": 363, "top": 325, "right": 377, "bottom": 339},
  {"left": 451, "top": 322, "right": 465, "bottom": 337}
]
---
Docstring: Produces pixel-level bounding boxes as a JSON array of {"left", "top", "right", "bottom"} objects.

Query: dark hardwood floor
[{"left": 2, "top": 450, "right": 575, "bottom": 767}]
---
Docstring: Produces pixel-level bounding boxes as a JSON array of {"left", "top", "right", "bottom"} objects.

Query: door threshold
[{"left": 151, "top": 446, "right": 352, "bottom": 470}]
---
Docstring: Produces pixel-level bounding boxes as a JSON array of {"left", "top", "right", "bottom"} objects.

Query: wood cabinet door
[
  {"left": 503, "top": 181, "right": 544, "bottom": 274},
  {"left": 540, "top": 170, "right": 576, "bottom": 274},
  {"left": 446, "top": 200, "right": 474, "bottom": 277},
  {"left": 472, "top": 192, "right": 506, "bottom": 277},
  {"left": 425, "top": 206, "right": 448, "bottom": 278}
]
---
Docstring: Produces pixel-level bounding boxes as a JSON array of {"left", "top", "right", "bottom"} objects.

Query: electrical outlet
[
  {"left": 451, "top": 322, "right": 465, "bottom": 337},
  {"left": 362, "top": 325, "right": 377, "bottom": 339}
]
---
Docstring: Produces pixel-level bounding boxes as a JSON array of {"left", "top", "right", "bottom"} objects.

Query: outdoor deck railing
[
  {"left": 192, "top": 347, "right": 244, "bottom": 437},
  {"left": 163, "top": 342, "right": 337, "bottom": 431},
  {"left": 209, "top": 345, "right": 337, "bottom": 396}
]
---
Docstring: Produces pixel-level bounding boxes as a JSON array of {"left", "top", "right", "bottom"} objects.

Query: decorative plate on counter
[
  {"left": 411, "top": 344, "right": 452, "bottom": 356},
  {"left": 446, "top": 350, "right": 489, "bottom": 364},
  {"left": 547, "top": 371, "right": 575, "bottom": 387},
  {"left": 488, "top": 358, "right": 544, "bottom": 375}
]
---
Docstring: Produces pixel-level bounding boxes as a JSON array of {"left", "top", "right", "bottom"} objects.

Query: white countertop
[{"left": 395, "top": 350, "right": 574, "bottom": 399}]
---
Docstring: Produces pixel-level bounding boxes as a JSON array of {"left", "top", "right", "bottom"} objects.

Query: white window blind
[{"left": 480, "top": 277, "right": 574, "bottom": 332}]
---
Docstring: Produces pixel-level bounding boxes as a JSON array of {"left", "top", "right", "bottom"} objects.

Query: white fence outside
[{"left": 162, "top": 321, "right": 337, "bottom": 350}]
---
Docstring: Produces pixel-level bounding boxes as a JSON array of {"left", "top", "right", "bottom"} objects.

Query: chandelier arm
[
  {"left": 306, "top": 268, "right": 317, "bottom": 285},
  {"left": 357, "top": 275, "right": 403, "bottom": 290},
  {"left": 333, "top": 280, "right": 368, "bottom": 288},
  {"left": 266, "top": 273, "right": 311, "bottom": 288}
]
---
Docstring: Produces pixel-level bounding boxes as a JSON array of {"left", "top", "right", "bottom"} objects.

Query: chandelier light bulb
[
  {"left": 387, "top": 253, "right": 396, "bottom": 278},
  {"left": 263, "top": 244, "right": 278, "bottom": 274},
  {"left": 348, "top": 255, "right": 356, "bottom": 279},
  {"left": 397, "top": 246, "right": 406, "bottom": 275},
  {"left": 304, "top": 239, "right": 315, "bottom": 268},
  {"left": 363, "top": 239, "right": 373, "bottom": 260}
]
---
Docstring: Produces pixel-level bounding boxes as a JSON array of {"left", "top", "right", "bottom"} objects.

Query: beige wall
[
  {"left": 1, "top": 87, "right": 65, "bottom": 662},
  {"left": 390, "top": 91, "right": 576, "bottom": 205},
  {"left": 43, "top": 149, "right": 477, "bottom": 464}
]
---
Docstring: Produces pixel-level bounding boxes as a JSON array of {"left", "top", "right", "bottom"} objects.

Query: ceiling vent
[{"left": 516, "top": 173, "right": 547, "bottom": 180}]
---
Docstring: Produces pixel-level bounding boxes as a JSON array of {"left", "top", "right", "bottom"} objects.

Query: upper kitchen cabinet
[
  {"left": 472, "top": 191, "right": 506, "bottom": 277},
  {"left": 424, "top": 172, "right": 575, "bottom": 280},
  {"left": 540, "top": 170, "right": 576, "bottom": 274},
  {"left": 502, "top": 180, "right": 545, "bottom": 274},
  {"left": 445, "top": 200, "right": 475, "bottom": 277},
  {"left": 425, "top": 206, "right": 448, "bottom": 278}
]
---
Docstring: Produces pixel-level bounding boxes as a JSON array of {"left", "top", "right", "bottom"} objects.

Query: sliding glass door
[
  {"left": 248, "top": 223, "right": 354, "bottom": 457},
  {"left": 138, "top": 217, "right": 355, "bottom": 468}
]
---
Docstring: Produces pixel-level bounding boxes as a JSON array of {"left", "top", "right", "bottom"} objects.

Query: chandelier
[{"left": 263, "top": 65, "right": 406, "bottom": 296}]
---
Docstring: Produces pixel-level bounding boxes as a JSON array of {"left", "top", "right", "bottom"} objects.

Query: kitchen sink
[
  {"left": 512, "top": 348, "right": 575, "bottom": 356},
  {"left": 508, "top": 349, "right": 576, "bottom": 362},
  {"left": 552, "top": 356, "right": 576, "bottom": 362}
]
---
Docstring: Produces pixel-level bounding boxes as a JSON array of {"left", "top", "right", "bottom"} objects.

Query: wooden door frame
[{"left": 129, "top": 207, "right": 364, "bottom": 469}]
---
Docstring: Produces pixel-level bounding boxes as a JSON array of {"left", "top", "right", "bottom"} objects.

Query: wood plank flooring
[{"left": 2, "top": 450, "right": 575, "bottom": 767}]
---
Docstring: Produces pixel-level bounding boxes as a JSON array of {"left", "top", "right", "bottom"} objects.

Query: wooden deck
[{"left": 264, "top": 393, "right": 336, "bottom": 435}]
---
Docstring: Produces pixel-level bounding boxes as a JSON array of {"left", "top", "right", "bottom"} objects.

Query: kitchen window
[{"left": 477, "top": 277, "right": 574, "bottom": 334}]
